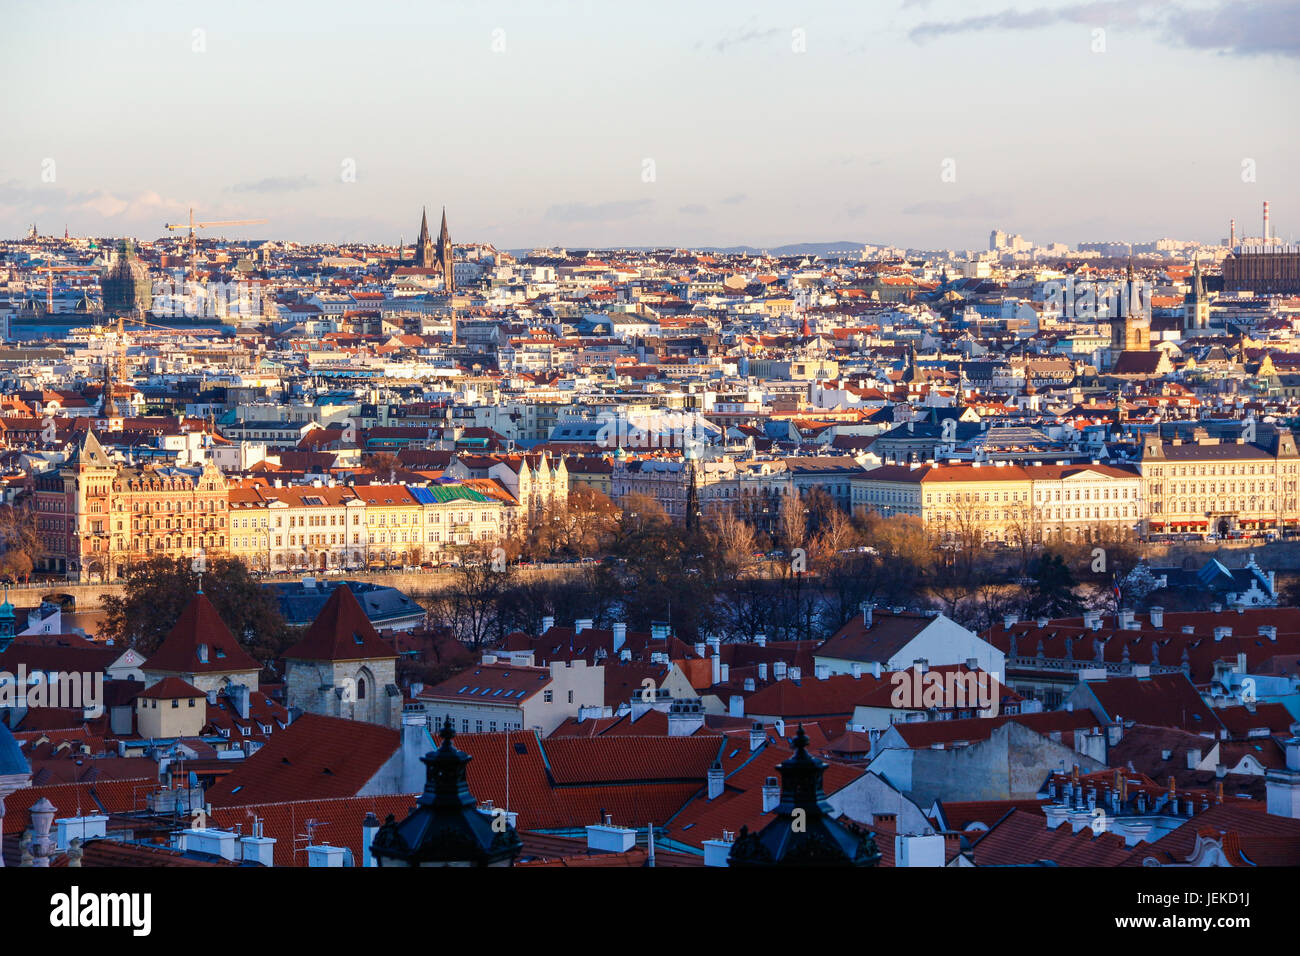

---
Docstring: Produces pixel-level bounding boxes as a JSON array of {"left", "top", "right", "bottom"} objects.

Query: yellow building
[
  {"left": 136, "top": 677, "right": 208, "bottom": 739},
  {"left": 853, "top": 461, "right": 1143, "bottom": 544},
  {"left": 1139, "top": 430, "right": 1300, "bottom": 536}
]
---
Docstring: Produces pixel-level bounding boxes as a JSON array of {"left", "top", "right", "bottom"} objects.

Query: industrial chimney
[{"left": 1264, "top": 200, "right": 1270, "bottom": 246}]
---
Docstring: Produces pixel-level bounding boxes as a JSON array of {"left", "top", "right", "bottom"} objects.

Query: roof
[
  {"left": 141, "top": 593, "right": 261, "bottom": 675},
  {"left": 1077, "top": 673, "right": 1224, "bottom": 733},
  {"left": 967, "top": 808, "right": 1136, "bottom": 866},
  {"left": 282, "top": 584, "right": 398, "bottom": 662},
  {"left": 203, "top": 714, "right": 399, "bottom": 806},
  {"left": 0, "top": 723, "right": 29, "bottom": 777},
  {"left": 136, "top": 677, "right": 206, "bottom": 700},
  {"left": 815, "top": 610, "right": 940, "bottom": 664}
]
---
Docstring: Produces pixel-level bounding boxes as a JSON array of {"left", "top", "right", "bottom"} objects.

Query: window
[
  {"left": 171, "top": 699, "right": 179, "bottom": 708},
  {"left": 543, "top": 690, "right": 553, "bottom": 703}
]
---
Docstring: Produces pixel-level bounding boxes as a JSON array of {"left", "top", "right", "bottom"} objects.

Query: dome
[
  {"left": 0, "top": 722, "right": 29, "bottom": 777},
  {"left": 100, "top": 238, "right": 153, "bottom": 315}
]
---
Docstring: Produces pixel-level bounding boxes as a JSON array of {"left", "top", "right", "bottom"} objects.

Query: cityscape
[{"left": 0, "top": 1, "right": 1297, "bottom": 919}]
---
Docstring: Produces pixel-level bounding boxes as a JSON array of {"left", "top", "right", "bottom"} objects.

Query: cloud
[
  {"left": 711, "top": 26, "right": 781, "bottom": 53},
  {"left": 902, "top": 196, "right": 1012, "bottom": 218},
  {"left": 908, "top": 0, "right": 1300, "bottom": 58},
  {"left": 229, "top": 175, "right": 317, "bottom": 194},
  {"left": 679, "top": 203, "right": 709, "bottom": 216},
  {"left": 543, "top": 199, "right": 654, "bottom": 223},
  {"left": 1162, "top": 0, "right": 1300, "bottom": 57},
  {"left": 720, "top": 193, "right": 747, "bottom": 205}
]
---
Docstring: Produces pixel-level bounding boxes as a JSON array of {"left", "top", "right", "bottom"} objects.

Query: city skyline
[{"left": 2, "top": 0, "right": 1298, "bottom": 250}]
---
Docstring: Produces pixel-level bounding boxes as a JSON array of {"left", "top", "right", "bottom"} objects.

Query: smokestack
[
  {"left": 1264, "top": 200, "right": 1270, "bottom": 246},
  {"left": 1230, "top": 218, "right": 1236, "bottom": 248}
]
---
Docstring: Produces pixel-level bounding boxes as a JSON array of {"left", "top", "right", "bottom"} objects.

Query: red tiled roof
[
  {"left": 282, "top": 584, "right": 397, "bottom": 662},
  {"left": 203, "top": 714, "right": 399, "bottom": 807},
  {"left": 142, "top": 594, "right": 260, "bottom": 676},
  {"left": 968, "top": 809, "right": 1136, "bottom": 866},
  {"left": 137, "top": 677, "right": 206, "bottom": 700}
]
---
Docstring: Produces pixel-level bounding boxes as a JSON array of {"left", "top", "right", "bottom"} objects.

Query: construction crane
[
  {"left": 164, "top": 207, "right": 267, "bottom": 256},
  {"left": 34, "top": 264, "right": 97, "bottom": 311}
]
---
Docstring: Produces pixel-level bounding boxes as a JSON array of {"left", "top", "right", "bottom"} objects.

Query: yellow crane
[{"left": 164, "top": 207, "right": 267, "bottom": 256}]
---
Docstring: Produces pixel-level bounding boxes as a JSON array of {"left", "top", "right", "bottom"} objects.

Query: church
[{"left": 412, "top": 206, "right": 455, "bottom": 292}]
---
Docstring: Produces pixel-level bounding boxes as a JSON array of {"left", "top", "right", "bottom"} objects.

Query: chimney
[
  {"left": 612, "top": 622, "right": 627, "bottom": 653},
  {"left": 707, "top": 763, "right": 725, "bottom": 800},
  {"left": 1003, "top": 613, "right": 1019, "bottom": 630},
  {"left": 719, "top": 663, "right": 730, "bottom": 683},
  {"left": 870, "top": 661, "right": 882, "bottom": 678},
  {"left": 728, "top": 694, "right": 743, "bottom": 717},
  {"left": 850, "top": 662, "right": 862, "bottom": 679},
  {"left": 306, "top": 844, "right": 349, "bottom": 867},
  {"left": 1214, "top": 626, "right": 1232, "bottom": 642},
  {"left": 707, "top": 635, "right": 721, "bottom": 657},
  {"left": 788, "top": 666, "right": 802, "bottom": 681},
  {"left": 239, "top": 818, "right": 276, "bottom": 867},
  {"left": 861, "top": 603, "right": 873, "bottom": 628},
  {"left": 1264, "top": 200, "right": 1271, "bottom": 245},
  {"left": 541, "top": 615, "right": 555, "bottom": 633},
  {"left": 1149, "top": 607, "right": 1164, "bottom": 628},
  {"left": 711, "top": 655, "right": 721, "bottom": 685},
  {"left": 773, "top": 661, "right": 788, "bottom": 681},
  {"left": 758, "top": 662, "right": 768, "bottom": 681},
  {"left": 754, "top": 633, "right": 767, "bottom": 647},
  {"left": 1260, "top": 625, "right": 1277, "bottom": 641},
  {"left": 575, "top": 618, "right": 592, "bottom": 634},
  {"left": 913, "top": 658, "right": 928, "bottom": 674},
  {"left": 1043, "top": 805, "right": 1070, "bottom": 830},
  {"left": 761, "top": 776, "right": 781, "bottom": 813},
  {"left": 695, "top": 642, "right": 707, "bottom": 658},
  {"left": 815, "top": 664, "right": 830, "bottom": 681},
  {"left": 229, "top": 683, "right": 251, "bottom": 720},
  {"left": 750, "top": 723, "right": 766, "bottom": 751},
  {"left": 1036, "top": 617, "right": 1049, "bottom": 628},
  {"left": 1119, "top": 610, "right": 1136, "bottom": 630}
]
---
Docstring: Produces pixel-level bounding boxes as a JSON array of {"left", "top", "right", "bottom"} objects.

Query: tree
[
  {"left": 0, "top": 501, "right": 41, "bottom": 583},
  {"left": 426, "top": 540, "right": 515, "bottom": 649},
  {"left": 1025, "top": 551, "right": 1084, "bottom": 620},
  {"left": 99, "top": 555, "right": 292, "bottom": 658}
]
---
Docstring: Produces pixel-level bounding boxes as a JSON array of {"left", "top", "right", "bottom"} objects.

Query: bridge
[{"left": 3, "top": 564, "right": 581, "bottom": 611}]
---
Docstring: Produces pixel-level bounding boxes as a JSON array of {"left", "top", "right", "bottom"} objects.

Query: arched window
[{"left": 356, "top": 676, "right": 367, "bottom": 700}]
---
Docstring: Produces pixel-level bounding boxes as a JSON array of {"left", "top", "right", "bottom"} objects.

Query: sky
[{"left": 1, "top": 0, "right": 1298, "bottom": 250}]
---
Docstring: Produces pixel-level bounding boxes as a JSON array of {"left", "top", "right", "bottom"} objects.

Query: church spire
[{"left": 415, "top": 207, "right": 435, "bottom": 268}]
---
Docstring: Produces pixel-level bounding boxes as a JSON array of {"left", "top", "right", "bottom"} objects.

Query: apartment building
[
  {"left": 852, "top": 461, "right": 1143, "bottom": 544},
  {"left": 415, "top": 659, "right": 605, "bottom": 737},
  {"left": 1139, "top": 429, "right": 1300, "bottom": 536},
  {"left": 33, "top": 430, "right": 230, "bottom": 581}
]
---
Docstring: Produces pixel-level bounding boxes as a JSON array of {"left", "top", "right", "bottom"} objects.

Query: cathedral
[{"left": 414, "top": 206, "right": 455, "bottom": 292}]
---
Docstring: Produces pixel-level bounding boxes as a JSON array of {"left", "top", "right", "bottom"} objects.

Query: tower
[
  {"left": 437, "top": 206, "right": 454, "bottom": 292},
  {"left": 0, "top": 587, "right": 15, "bottom": 652},
  {"left": 369, "top": 718, "right": 522, "bottom": 867},
  {"left": 728, "top": 725, "right": 881, "bottom": 867},
  {"left": 414, "top": 208, "right": 435, "bottom": 269},
  {"left": 1185, "top": 257, "right": 1210, "bottom": 332}
]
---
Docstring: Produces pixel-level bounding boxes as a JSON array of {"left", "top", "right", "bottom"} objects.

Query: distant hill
[{"left": 506, "top": 241, "right": 874, "bottom": 258}]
